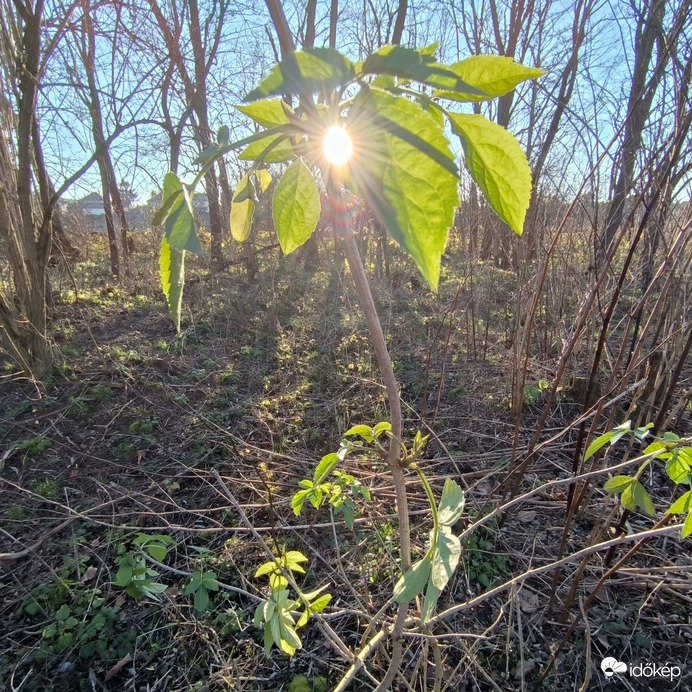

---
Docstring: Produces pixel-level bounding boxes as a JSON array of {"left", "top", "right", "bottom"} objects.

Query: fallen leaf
[
  {"left": 81, "top": 565, "right": 98, "bottom": 582},
  {"left": 105, "top": 653, "right": 133, "bottom": 682}
]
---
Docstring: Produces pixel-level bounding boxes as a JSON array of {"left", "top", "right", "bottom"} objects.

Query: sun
[{"left": 322, "top": 125, "right": 353, "bottom": 167}]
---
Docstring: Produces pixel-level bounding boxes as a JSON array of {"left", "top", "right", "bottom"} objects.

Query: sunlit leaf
[
  {"left": 393, "top": 555, "right": 432, "bottom": 603},
  {"left": 373, "top": 422, "right": 392, "bottom": 438},
  {"left": 236, "top": 99, "right": 292, "bottom": 127},
  {"left": 254, "top": 561, "right": 278, "bottom": 578},
  {"left": 668, "top": 490, "right": 692, "bottom": 515},
  {"left": 603, "top": 475, "right": 634, "bottom": 494},
  {"left": 272, "top": 158, "right": 321, "bottom": 254},
  {"left": 245, "top": 48, "right": 354, "bottom": 102},
  {"left": 349, "top": 90, "right": 458, "bottom": 289},
  {"left": 231, "top": 174, "right": 255, "bottom": 242},
  {"left": 435, "top": 55, "right": 545, "bottom": 101},
  {"left": 160, "top": 235, "right": 185, "bottom": 332},
  {"left": 239, "top": 133, "right": 295, "bottom": 162},
  {"left": 683, "top": 512, "right": 692, "bottom": 539},
  {"left": 161, "top": 173, "right": 202, "bottom": 253},
  {"left": 622, "top": 480, "right": 655, "bottom": 516},
  {"left": 431, "top": 527, "right": 461, "bottom": 590},
  {"left": 666, "top": 453, "right": 692, "bottom": 484},
  {"left": 344, "top": 424, "right": 374, "bottom": 442},
  {"left": 361, "top": 45, "right": 485, "bottom": 94},
  {"left": 313, "top": 452, "right": 339, "bottom": 484},
  {"left": 437, "top": 478, "right": 465, "bottom": 526},
  {"left": 448, "top": 113, "right": 531, "bottom": 236},
  {"left": 256, "top": 169, "right": 272, "bottom": 193},
  {"left": 585, "top": 431, "right": 615, "bottom": 461}
]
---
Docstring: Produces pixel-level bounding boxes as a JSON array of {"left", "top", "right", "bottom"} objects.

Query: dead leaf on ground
[
  {"left": 81, "top": 565, "right": 98, "bottom": 582},
  {"left": 105, "top": 653, "right": 133, "bottom": 682}
]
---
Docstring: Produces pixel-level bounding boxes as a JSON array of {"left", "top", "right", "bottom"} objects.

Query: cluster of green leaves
[
  {"left": 253, "top": 549, "right": 331, "bottom": 656},
  {"left": 393, "top": 478, "right": 465, "bottom": 622},
  {"left": 155, "top": 43, "right": 543, "bottom": 330},
  {"left": 593, "top": 422, "right": 692, "bottom": 536},
  {"left": 22, "top": 583, "right": 134, "bottom": 662},
  {"left": 184, "top": 569, "right": 220, "bottom": 611},
  {"left": 115, "top": 533, "right": 174, "bottom": 599},
  {"left": 291, "top": 424, "right": 381, "bottom": 528}
]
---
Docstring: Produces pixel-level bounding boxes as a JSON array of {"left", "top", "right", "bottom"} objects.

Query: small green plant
[
  {"left": 114, "top": 533, "right": 175, "bottom": 599},
  {"left": 33, "top": 477, "right": 60, "bottom": 499},
  {"left": 184, "top": 570, "right": 220, "bottom": 611},
  {"left": 253, "top": 549, "right": 331, "bottom": 656},
  {"left": 291, "top": 426, "right": 376, "bottom": 529},
  {"left": 593, "top": 422, "right": 692, "bottom": 536}
]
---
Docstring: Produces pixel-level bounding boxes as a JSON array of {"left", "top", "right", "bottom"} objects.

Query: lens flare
[{"left": 322, "top": 125, "right": 353, "bottom": 166}]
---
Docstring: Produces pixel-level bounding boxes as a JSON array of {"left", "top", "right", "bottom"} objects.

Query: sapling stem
[{"left": 329, "top": 185, "right": 411, "bottom": 691}]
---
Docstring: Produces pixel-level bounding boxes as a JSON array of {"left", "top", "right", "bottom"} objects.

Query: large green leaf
[
  {"left": 420, "top": 578, "right": 442, "bottom": 623},
  {"left": 272, "top": 158, "right": 321, "bottom": 255},
  {"left": 435, "top": 55, "right": 545, "bottom": 102},
  {"left": 230, "top": 174, "right": 255, "bottom": 242},
  {"left": 621, "top": 480, "right": 655, "bottom": 516},
  {"left": 239, "top": 133, "right": 295, "bottom": 162},
  {"left": 162, "top": 173, "right": 203, "bottom": 253},
  {"left": 349, "top": 90, "right": 458, "bottom": 289},
  {"left": 245, "top": 48, "right": 354, "bottom": 102},
  {"left": 361, "top": 45, "right": 485, "bottom": 95},
  {"left": 449, "top": 113, "right": 531, "bottom": 236},
  {"left": 160, "top": 235, "right": 185, "bottom": 332},
  {"left": 430, "top": 526, "right": 461, "bottom": 590},
  {"left": 393, "top": 555, "right": 432, "bottom": 603},
  {"left": 437, "top": 478, "right": 465, "bottom": 526},
  {"left": 236, "top": 99, "right": 292, "bottom": 127}
]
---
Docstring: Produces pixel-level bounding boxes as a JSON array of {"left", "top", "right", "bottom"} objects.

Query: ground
[{"left": 1, "top": 231, "right": 690, "bottom": 691}]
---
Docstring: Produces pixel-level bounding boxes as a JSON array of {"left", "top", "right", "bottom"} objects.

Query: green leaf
[
  {"left": 194, "top": 586, "right": 210, "bottom": 611},
  {"left": 263, "top": 622, "right": 273, "bottom": 655},
  {"left": 420, "top": 579, "right": 442, "bottom": 624},
  {"left": 683, "top": 511, "right": 692, "bottom": 539},
  {"left": 431, "top": 527, "right": 461, "bottom": 590},
  {"left": 313, "top": 452, "right": 339, "bottom": 484},
  {"left": 668, "top": 490, "right": 692, "bottom": 515},
  {"left": 272, "top": 158, "right": 321, "bottom": 255},
  {"left": 231, "top": 174, "right": 256, "bottom": 242},
  {"left": 622, "top": 480, "right": 655, "bottom": 516},
  {"left": 343, "top": 502, "right": 355, "bottom": 530},
  {"left": 435, "top": 55, "right": 545, "bottom": 102},
  {"left": 255, "top": 561, "right": 279, "bottom": 578},
  {"left": 604, "top": 475, "right": 634, "bottom": 494},
  {"left": 309, "top": 593, "right": 332, "bottom": 612},
  {"left": 115, "top": 565, "right": 133, "bottom": 587},
  {"left": 162, "top": 173, "right": 202, "bottom": 254},
  {"left": 643, "top": 440, "right": 666, "bottom": 456},
  {"left": 296, "top": 609, "right": 310, "bottom": 629},
  {"left": 373, "top": 422, "right": 392, "bottom": 438},
  {"left": 344, "top": 424, "right": 374, "bottom": 442},
  {"left": 349, "top": 89, "right": 458, "bottom": 289},
  {"left": 56, "top": 604, "right": 71, "bottom": 620},
  {"left": 361, "top": 45, "right": 485, "bottom": 94},
  {"left": 160, "top": 236, "right": 185, "bottom": 332},
  {"left": 256, "top": 169, "right": 272, "bottom": 193},
  {"left": 245, "top": 48, "right": 355, "bottom": 101},
  {"left": 393, "top": 555, "right": 432, "bottom": 603},
  {"left": 239, "top": 133, "right": 295, "bottom": 162},
  {"left": 254, "top": 601, "right": 265, "bottom": 628},
  {"left": 448, "top": 113, "right": 531, "bottom": 236},
  {"left": 585, "top": 431, "right": 615, "bottom": 461},
  {"left": 217, "top": 125, "right": 229, "bottom": 145},
  {"left": 147, "top": 543, "right": 168, "bottom": 562},
  {"left": 285, "top": 550, "right": 309, "bottom": 573},
  {"left": 437, "top": 478, "right": 465, "bottom": 526},
  {"left": 278, "top": 619, "right": 302, "bottom": 654},
  {"left": 152, "top": 187, "right": 182, "bottom": 226},
  {"left": 666, "top": 453, "right": 692, "bottom": 484},
  {"left": 237, "top": 99, "right": 292, "bottom": 127},
  {"left": 202, "top": 572, "right": 219, "bottom": 590},
  {"left": 291, "top": 489, "right": 310, "bottom": 515}
]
